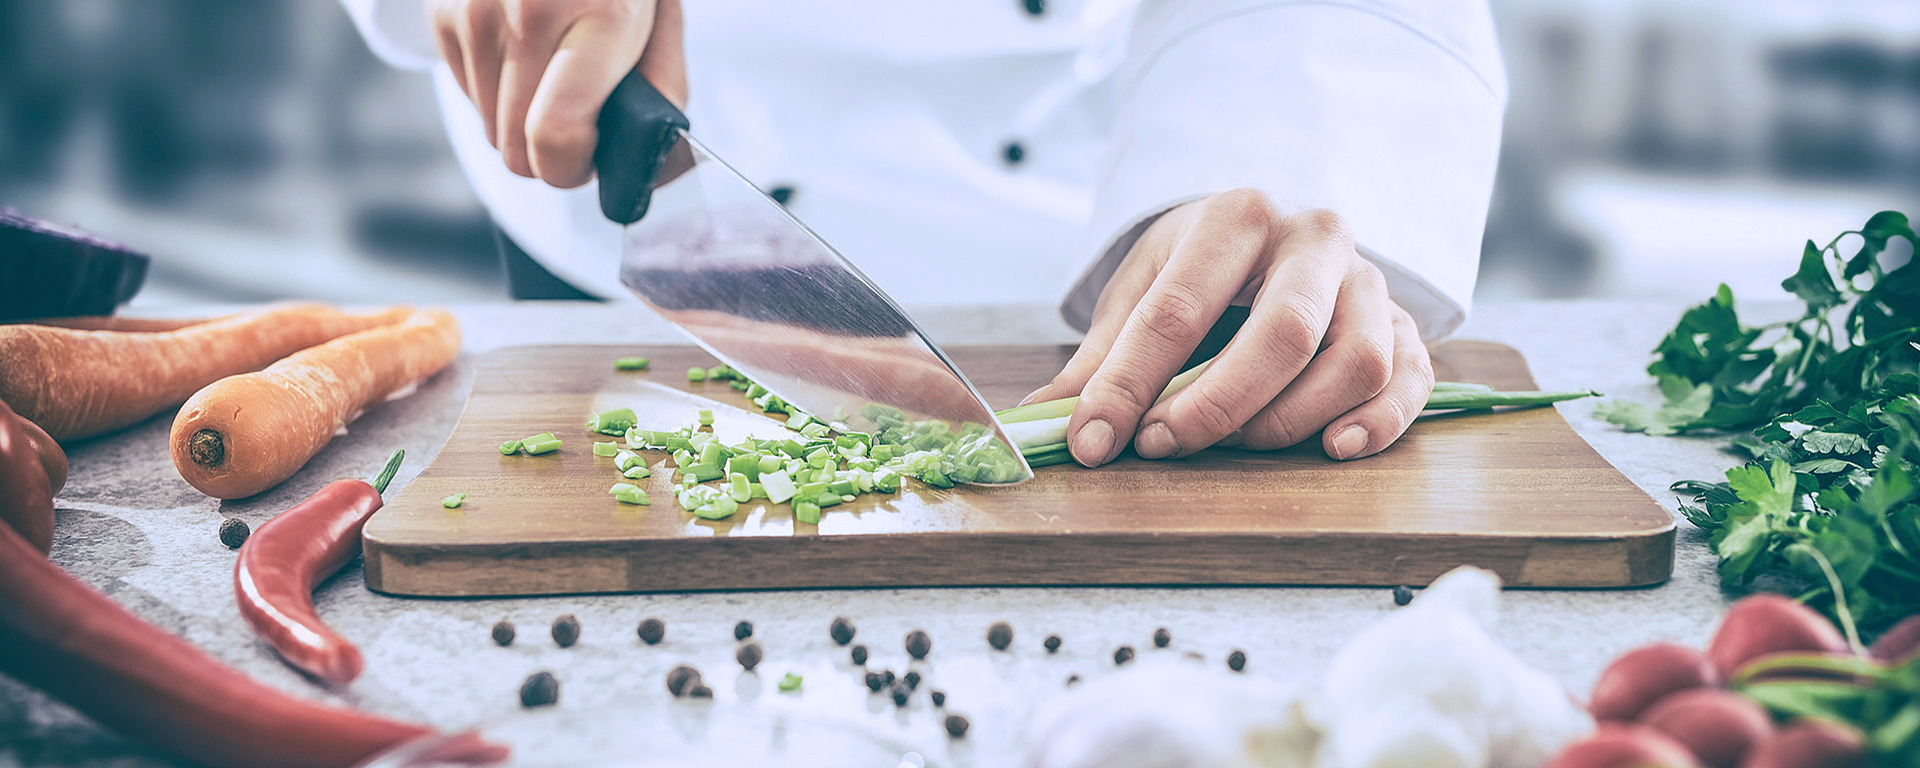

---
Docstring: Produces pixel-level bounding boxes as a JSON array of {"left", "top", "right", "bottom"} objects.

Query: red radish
[
  {"left": 1739, "top": 719, "right": 1865, "bottom": 768},
  {"left": 1639, "top": 688, "right": 1772, "bottom": 768},
  {"left": 1869, "top": 614, "right": 1920, "bottom": 666},
  {"left": 1707, "top": 595, "right": 1847, "bottom": 680},
  {"left": 1547, "top": 723, "right": 1702, "bottom": 768},
  {"left": 1588, "top": 643, "right": 1720, "bottom": 722}
]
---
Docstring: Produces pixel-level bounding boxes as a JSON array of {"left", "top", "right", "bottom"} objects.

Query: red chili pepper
[
  {"left": 0, "top": 458, "right": 503, "bottom": 766},
  {"left": 0, "top": 397, "right": 54, "bottom": 553},
  {"left": 236, "top": 448, "right": 405, "bottom": 686}
]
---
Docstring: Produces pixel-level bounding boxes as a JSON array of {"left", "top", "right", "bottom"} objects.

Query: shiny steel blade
[{"left": 618, "top": 130, "right": 1032, "bottom": 485}]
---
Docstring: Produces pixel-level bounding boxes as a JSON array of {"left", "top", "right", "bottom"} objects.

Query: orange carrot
[
  {"left": 0, "top": 304, "right": 414, "bottom": 441},
  {"left": 171, "top": 309, "right": 461, "bottom": 499}
]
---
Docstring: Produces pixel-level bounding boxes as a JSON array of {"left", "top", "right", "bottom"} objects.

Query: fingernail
[
  {"left": 1072, "top": 419, "right": 1116, "bottom": 467},
  {"left": 1134, "top": 422, "right": 1177, "bottom": 459},
  {"left": 1017, "top": 388, "right": 1047, "bottom": 407},
  {"left": 1329, "top": 425, "right": 1370, "bottom": 460}
]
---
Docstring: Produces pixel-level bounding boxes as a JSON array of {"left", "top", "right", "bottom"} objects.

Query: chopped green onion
[
  {"left": 728, "top": 473, "right": 753, "bottom": 503},
  {"left": 498, "top": 440, "right": 523, "bottom": 455},
  {"left": 760, "top": 470, "right": 798, "bottom": 504},
  {"left": 778, "top": 673, "right": 802, "bottom": 692},
  {"left": 690, "top": 495, "right": 738, "bottom": 520},
  {"left": 787, "top": 411, "right": 812, "bottom": 430},
  {"left": 587, "top": 407, "right": 638, "bottom": 435},
  {"left": 794, "top": 500, "right": 821, "bottom": 524},
  {"left": 614, "top": 450, "right": 644, "bottom": 472},
  {"left": 690, "top": 464, "right": 725, "bottom": 483},
  {"left": 698, "top": 408, "right": 715, "bottom": 426},
  {"left": 522, "top": 438, "right": 562, "bottom": 455},
  {"left": 688, "top": 367, "right": 706, "bottom": 382},
  {"left": 610, "top": 483, "right": 650, "bottom": 505},
  {"left": 613, "top": 356, "right": 651, "bottom": 371},
  {"left": 592, "top": 441, "right": 619, "bottom": 457},
  {"left": 521, "top": 432, "right": 556, "bottom": 444},
  {"left": 441, "top": 493, "right": 467, "bottom": 509},
  {"left": 623, "top": 465, "right": 651, "bottom": 479}
]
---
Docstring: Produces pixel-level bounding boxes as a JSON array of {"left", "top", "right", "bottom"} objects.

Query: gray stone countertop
[{"left": 1, "top": 299, "right": 1756, "bottom": 767}]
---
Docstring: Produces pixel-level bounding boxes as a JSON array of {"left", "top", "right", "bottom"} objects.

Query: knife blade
[{"left": 593, "top": 71, "right": 1032, "bottom": 485}]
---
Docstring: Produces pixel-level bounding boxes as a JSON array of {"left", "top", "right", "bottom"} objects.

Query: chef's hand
[
  {"left": 430, "top": 0, "right": 686, "bottom": 188},
  {"left": 1025, "top": 189, "right": 1434, "bottom": 466}
]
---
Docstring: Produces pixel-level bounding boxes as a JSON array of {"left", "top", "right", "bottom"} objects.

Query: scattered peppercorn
[
  {"left": 1393, "top": 585, "right": 1414, "bottom": 606},
  {"left": 882, "top": 670, "right": 896, "bottom": 687},
  {"left": 551, "top": 614, "right": 581, "bottom": 647},
  {"left": 864, "top": 670, "right": 887, "bottom": 692},
  {"left": 1152, "top": 627, "right": 1171, "bottom": 648},
  {"left": 635, "top": 617, "right": 666, "bottom": 645},
  {"left": 688, "top": 683, "right": 713, "bottom": 699},
  {"left": 1065, "top": 674, "right": 1081, "bottom": 686},
  {"left": 733, "top": 620, "right": 753, "bottom": 641},
  {"left": 890, "top": 683, "right": 910, "bottom": 707},
  {"left": 931, "top": 689, "right": 947, "bottom": 707},
  {"left": 850, "top": 644, "right": 869, "bottom": 666},
  {"left": 829, "top": 615, "right": 856, "bottom": 645},
  {"left": 518, "top": 671, "right": 559, "bottom": 708},
  {"left": 1227, "top": 650, "right": 1247, "bottom": 672},
  {"left": 491, "top": 620, "right": 515, "bottom": 647},
  {"left": 667, "top": 665, "right": 702, "bottom": 697},
  {"left": 218, "top": 517, "right": 249, "bottom": 549},
  {"left": 1113, "top": 645, "right": 1135, "bottom": 665},
  {"left": 904, "top": 670, "right": 921, "bottom": 690},
  {"left": 905, "top": 629, "right": 932, "bottom": 660},
  {"left": 944, "top": 714, "right": 970, "bottom": 738},
  {"left": 1043, "top": 634, "right": 1062, "bottom": 654},
  {"left": 987, "top": 621, "right": 1013, "bottom": 651},
  {"left": 736, "top": 641, "right": 764, "bottom": 672}
]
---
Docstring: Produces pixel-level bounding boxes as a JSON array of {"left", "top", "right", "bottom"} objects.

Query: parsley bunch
[{"left": 1599, "top": 211, "right": 1920, "bottom": 644}]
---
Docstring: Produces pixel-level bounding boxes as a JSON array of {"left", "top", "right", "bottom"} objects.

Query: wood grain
[{"left": 362, "top": 342, "right": 1675, "bottom": 596}]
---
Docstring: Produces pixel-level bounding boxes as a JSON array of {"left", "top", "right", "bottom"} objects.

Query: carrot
[
  {"left": 0, "top": 304, "right": 414, "bottom": 441},
  {"left": 171, "top": 309, "right": 461, "bottom": 499},
  {"left": 12, "top": 315, "right": 208, "bottom": 332}
]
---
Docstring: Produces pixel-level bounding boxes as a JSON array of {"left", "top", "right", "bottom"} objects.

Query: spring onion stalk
[
  {"left": 592, "top": 441, "right": 619, "bottom": 457},
  {"left": 441, "top": 493, "right": 466, "bottom": 509},
  {"left": 1424, "top": 389, "right": 1601, "bottom": 410},
  {"left": 613, "top": 356, "right": 650, "bottom": 371}
]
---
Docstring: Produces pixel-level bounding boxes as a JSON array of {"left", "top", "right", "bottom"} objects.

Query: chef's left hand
[{"left": 1025, "top": 189, "right": 1435, "bottom": 466}]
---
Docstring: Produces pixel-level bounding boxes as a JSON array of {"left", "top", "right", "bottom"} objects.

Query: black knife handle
[{"left": 594, "top": 69, "right": 690, "bottom": 225}]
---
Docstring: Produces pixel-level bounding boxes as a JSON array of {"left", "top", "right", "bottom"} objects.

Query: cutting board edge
[{"left": 362, "top": 524, "right": 1677, "bottom": 597}]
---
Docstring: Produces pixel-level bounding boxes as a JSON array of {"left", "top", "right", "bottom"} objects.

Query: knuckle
[
  {"left": 1177, "top": 386, "right": 1242, "bottom": 440},
  {"left": 1136, "top": 283, "right": 1213, "bottom": 349},
  {"left": 1208, "top": 187, "right": 1281, "bottom": 233},
  {"left": 1243, "top": 406, "right": 1310, "bottom": 451},
  {"left": 1345, "top": 335, "right": 1394, "bottom": 398},
  {"left": 1292, "top": 207, "right": 1354, "bottom": 248},
  {"left": 1347, "top": 259, "right": 1387, "bottom": 294},
  {"left": 1264, "top": 298, "right": 1324, "bottom": 361}
]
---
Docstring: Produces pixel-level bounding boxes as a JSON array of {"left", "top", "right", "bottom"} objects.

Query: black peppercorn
[
  {"left": 890, "top": 683, "right": 910, "bottom": 707},
  {"left": 637, "top": 617, "right": 665, "bottom": 645},
  {"left": 944, "top": 714, "right": 970, "bottom": 738},
  {"left": 687, "top": 683, "right": 713, "bottom": 699},
  {"left": 850, "top": 644, "right": 869, "bottom": 666},
  {"left": 864, "top": 670, "right": 887, "bottom": 692},
  {"left": 1043, "top": 634, "right": 1062, "bottom": 654},
  {"left": 904, "top": 670, "right": 921, "bottom": 690},
  {"left": 736, "top": 641, "right": 764, "bottom": 672},
  {"left": 987, "top": 621, "right": 1013, "bottom": 650},
  {"left": 733, "top": 620, "right": 753, "bottom": 641},
  {"left": 882, "top": 669, "right": 896, "bottom": 687},
  {"left": 491, "top": 620, "right": 515, "bottom": 647},
  {"left": 218, "top": 517, "right": 249, "bottom": 549},
  {"left": 1227, "top": 650, "right": 1247, "bottom": 672},
  {"left": 1152, "top": 627, "right": 1171, "bottom": 648},
  {"left": 1113, "top": 645, "right": 1135, "bottom": 665},
  {"left": 931, "top": 689, "right": 947, "bottom": 707},
  {"left": 1393, "top": 585, "right": 1414, "bottom": 606},
  {"left": 829, "top": 615, "right": 856, "bottom": 646},
  {"left": 551, "top": 614, "right": 581, "bottom": 647},
  {"left": 518, "top": 671, "right": 559, "bottom": 708},
  {"left": 667, "top": 665, "right": 702, "bottom": 697},
  {"left": 905, "top": 629, "right": 932, "bottom": 660},
  {"left": 1065, "top": 674, "right": 1081, "bottom": 686}
]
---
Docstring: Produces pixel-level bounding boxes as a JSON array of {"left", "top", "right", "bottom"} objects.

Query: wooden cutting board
[{"left": 363, "top": 343, "right": 1674, "bottom": 596}]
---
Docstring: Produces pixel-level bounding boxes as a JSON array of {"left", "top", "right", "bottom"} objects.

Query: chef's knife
[{"left": 593, "top": 70, "right": 1032, "bottom": 485}]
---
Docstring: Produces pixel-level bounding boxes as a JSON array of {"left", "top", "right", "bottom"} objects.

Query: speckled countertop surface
[{"left": 1, "top": 299, "right": 1752, "bottom": 767}]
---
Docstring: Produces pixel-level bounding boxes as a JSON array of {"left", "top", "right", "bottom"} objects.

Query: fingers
[
  {"left": 525, "top": 4, "right": 656, "bottom": 187},
  {"left": 1020, "top": 208, "right": 1186, "bottom": 408},
  {"left": 1068, "top": 191, "right": 1272, "bottom": 466},
  {"left": 1318, "top": 306, "right": 1434, "bottom": 460},
  {"left": 1133, "top": 207, "right": 1359, "bottom": 459},
  {"left": 458, "top": 3, "right": 505, "bottom": 146},
  {"left": 639, "top": 0, "right": 688, "bottom": 107},
  {"left": 1228, "top": 259, "right": 1395, "bottom": 452}
]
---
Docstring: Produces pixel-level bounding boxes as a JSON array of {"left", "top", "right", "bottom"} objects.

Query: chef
[{"left": 343, "top": 0, "right": 1506, "bottom": 468}]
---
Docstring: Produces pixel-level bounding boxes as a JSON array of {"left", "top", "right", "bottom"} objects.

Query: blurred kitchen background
[{"left": 1, "top": 0, "right": 1917, "bottom": 308}]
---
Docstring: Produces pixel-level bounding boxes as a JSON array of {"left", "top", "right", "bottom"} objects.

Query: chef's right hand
[{"left": 430, "top": 0, "right": 687, "bottom": 189}]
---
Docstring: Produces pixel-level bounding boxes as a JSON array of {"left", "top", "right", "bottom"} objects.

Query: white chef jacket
[{"left": 343, "top": 0, "right": 1505, "bottom": 340}]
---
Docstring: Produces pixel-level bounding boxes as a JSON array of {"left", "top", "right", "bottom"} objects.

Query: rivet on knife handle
[{"left": 594, "top": 69, "right": 690, "bottom": 225}]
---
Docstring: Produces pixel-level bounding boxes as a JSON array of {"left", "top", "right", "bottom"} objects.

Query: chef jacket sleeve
[
  {"left": 1060, "top": 0, "right": 1507, "bottom": 342},
  {"left": 339, "top": 0, "right": 440, "bottom": 70}
]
